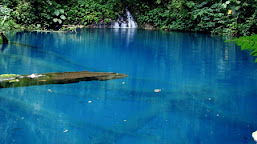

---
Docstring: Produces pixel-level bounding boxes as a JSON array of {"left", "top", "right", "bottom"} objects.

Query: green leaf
[
  {"left": 1, "top": 15, "right": 9, "bottom": 26},
  {"left": 59, "top": 9, "right": 64, "bottom": 14},
  {"left": 229, "top": 35, "right": 257, "bottom": 61},
  {"left": 60, "top": 15, "right": 66, "bottom": 20},
  {"left": 235, "top": 6, "right": 241, "bottom": 10},
  {"left": 54, "top": 10, "right": 60, "bottom": 16},
  {"left": 252, "top": 52, "right": 257, "bottom": 56},
  {"left": 53, "top": 18, "right": 58, "bottom": 23},
  {"left": 57, "top": 19, "right": 62, "bottom": 24}
]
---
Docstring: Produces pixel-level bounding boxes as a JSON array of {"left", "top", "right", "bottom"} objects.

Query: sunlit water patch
[{"left": 1, "top": 29, "right": 257, "bottom": 144}]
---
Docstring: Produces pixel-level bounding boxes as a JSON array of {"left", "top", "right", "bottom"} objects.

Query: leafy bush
[{"left": 1, "top": 0, "right": 125, "bottom": 30}]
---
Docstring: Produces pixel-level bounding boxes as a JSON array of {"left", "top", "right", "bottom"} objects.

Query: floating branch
[{"left": 0, "top": 71, "right": 128, "bottom": 88}]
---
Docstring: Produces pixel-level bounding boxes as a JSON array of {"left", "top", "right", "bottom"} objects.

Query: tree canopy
[{"left": 0, "top": 0, "right": 256, "bottom": 35}]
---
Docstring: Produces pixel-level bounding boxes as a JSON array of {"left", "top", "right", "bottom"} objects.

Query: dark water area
[{"left": 0, "top": 29, "right": 257, "bottom": 144}]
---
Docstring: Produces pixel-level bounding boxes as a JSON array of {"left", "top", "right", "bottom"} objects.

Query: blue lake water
[{"left": 1, "top": 29, "right": 257, "bottom": 144}]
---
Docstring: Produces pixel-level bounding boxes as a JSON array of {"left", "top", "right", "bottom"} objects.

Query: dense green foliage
[
  {"left": 227, "top": 35, "right": 257, "bottom": 62},
  {"left": 1, "top": 0, "right": 124, "bottom": 30},
  {"left": 0, "top": 4, "right": 18, "bottom": 31},
  {"left": 0, "top": 0, "right": 257, "bottom": 35},
  {"left": 129, "top": 0, "right": 257, "bottom": 35}
]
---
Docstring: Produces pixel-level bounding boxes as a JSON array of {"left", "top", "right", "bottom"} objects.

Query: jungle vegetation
[
  {"left": 0, "top": 0, "right": 256, "bottom": 35},
  {"left": 0, "top": 0, "right": 257, "bottom": 60}
]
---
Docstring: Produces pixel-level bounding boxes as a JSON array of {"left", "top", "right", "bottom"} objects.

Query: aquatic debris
[
  {"left": 154, "top": 89, "right": 161, "bottom": 92},
  {"left": 122, "top": 82, "right": 125, "bottom": 84},
  {"left": 252, "top": 131, "right": 257, "bottom": 142},
  {"left": 63, "top": 129, "right": 68, "bottom": 133},
  {"left": 88, "top": 101, "right": 92, "bottom": 103},
  {"left": 21, "top": 117, "right": 24, "bottom": 120},
  {"left": 27, "top": 74, "right": 45, "bottom": 78},
  {"left": 123, "top": 120, "right": 127, "bottom": 122},
  {"left": 48, "top": 89, "right": 52, "bottom": 93}
]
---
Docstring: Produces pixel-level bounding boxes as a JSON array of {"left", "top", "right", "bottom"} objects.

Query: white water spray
[
  {"left": 126, "top": 9, "right": 138, "bottom": 28},
  {"left": 111, "top": 9, "right": 138, "bottom": 28}
]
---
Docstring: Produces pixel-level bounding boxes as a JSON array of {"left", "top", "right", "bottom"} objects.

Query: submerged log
[{"left": 0, "top": 71, "right": 128, "bottom": 88}]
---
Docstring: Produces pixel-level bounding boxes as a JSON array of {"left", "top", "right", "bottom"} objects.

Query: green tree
[{"left": 0, "top": 5, "right": 11, "bottom": 44}]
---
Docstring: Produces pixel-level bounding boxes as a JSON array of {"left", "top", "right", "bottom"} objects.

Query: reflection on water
[{"left": 1, "top": 29, "right": 257, "bottom": 144}]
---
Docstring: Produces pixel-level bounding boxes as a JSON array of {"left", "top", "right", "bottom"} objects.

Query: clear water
[{"left": 1, "top": 29, "right": 257, "bottom": 144}]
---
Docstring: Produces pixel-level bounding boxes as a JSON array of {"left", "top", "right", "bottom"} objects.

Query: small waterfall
[
  {"left": 113, "top": 22, "right": 120, "bottom": 28},
  {"left": 126, "top": 10, "right": 138, "bottom": 28},
  {"left": 95, "top": 9, "right": 138, "bottom": 28},
  {"left": 120, "top": 23, "right": 128, "bottom": 28},
  {"left": 111, "top": 9, "right": 138, "bottom": 29}
]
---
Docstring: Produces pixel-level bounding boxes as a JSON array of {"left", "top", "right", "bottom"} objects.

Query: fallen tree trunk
[{"left": 0, "top": 71, "right": 128, "bottom": 88}]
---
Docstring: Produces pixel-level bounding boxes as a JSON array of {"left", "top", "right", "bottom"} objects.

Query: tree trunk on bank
[{"left": 0, "top": 32, "right": 9, "bottom": 44}]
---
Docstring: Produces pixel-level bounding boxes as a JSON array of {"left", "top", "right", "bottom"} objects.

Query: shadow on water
[{"left": 1, "top": 44, "right": 8, "bottom": 52}]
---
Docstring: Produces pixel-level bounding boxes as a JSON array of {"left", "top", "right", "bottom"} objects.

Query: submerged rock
[{"left": 0, "top": 71, "right": 128, "bottom": 88}]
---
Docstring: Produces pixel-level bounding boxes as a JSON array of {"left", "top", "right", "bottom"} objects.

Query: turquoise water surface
[{"left": 1, "top": 29, "right": 257, "bottom": 144}]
